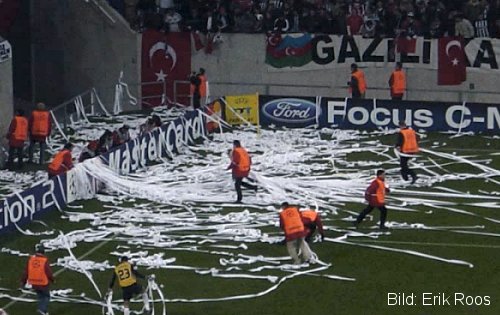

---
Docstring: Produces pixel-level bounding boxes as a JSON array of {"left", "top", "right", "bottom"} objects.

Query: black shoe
[
  {"left": 380, "top": 225, "right": 389, "bottom": 230},
  {"left": 235, "top": 200, "right": 242, "bottom": 204},
  {"left": 411, "top": 176, "right": 417, "bottom": 184}
]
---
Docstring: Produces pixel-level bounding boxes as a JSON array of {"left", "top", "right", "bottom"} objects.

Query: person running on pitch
[
  {"left": 227, "top": 140, "right": 257, "bottom": 203},
  {"left": 108, "top": 256, "right": 151, "bottom": 315},
  {"left": 354, "top": 169, "right": 390, "bottom": 230},
  {"left": 395, "top": 120, "right": 419, "bottom": 184}
]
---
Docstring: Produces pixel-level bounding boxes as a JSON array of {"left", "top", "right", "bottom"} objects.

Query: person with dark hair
[
  {"left": 354, "top": 169, "right": 390, "bottom": 230},
  {"left": 280, "top": 202, "right": 313, "bottom": 264},
  {"left": 396, "top": 121, "right": 419, "bottom": 184},
  {"left": 300, "top": 207, "right": 325, "bottom": 242},
  {"left": 189, "top": 72, "right": 201, "bottom": 109},
  {"left": 151, "top": 114, "right": 162, "bottom": 127},
  {"left": 227, "top": 140, "right": 257, "bottom": 203},
  {"left": 47, "top": 142, "right": 74, "bottom": 178},
  {"left": 348, "top": 63, "right": 367, "bottom": 99},
  {"left": 79, "top": 140, "right": 100, "bottom": 163},
  {"left": 389, "top": 62, "right": 406, "bottom": 100},
  {"left": 98, "top": 130, "right": 113, "bottom": 154},
  {"left": 21, "top": 244, "right": 55, "bottom": 315},
  {"left": 108, "top": 256, "right": 150, "bottom": 315},
  {"left": 6, "top": 109, "right": 29, "bottom": 170},
  {"left": 112, "top": 125, "right": 131, "bottom": 148},
  {"left": 28, "top": 102, "right": 52, "bottom": 165}
]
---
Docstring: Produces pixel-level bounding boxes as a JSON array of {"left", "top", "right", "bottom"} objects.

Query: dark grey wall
[{"left": 32, "top": 0, "right": 141, "bottom": 111}]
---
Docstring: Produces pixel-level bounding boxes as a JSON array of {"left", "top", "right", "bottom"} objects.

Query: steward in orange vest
[
  {"left": 227, "top": 140, "right": 257, "bottom": 203},
  {"left": 198, "top": 68, "right": 208, "bottom": 100},
  {"left": 6, "top": 109, "right": 29, "bottom": 170},
  {"left": 396, "top": 121, "right": 419, "bottom": 184},
  {"left": 48, "top": 142, "right": 74, "bottom": 178},
  {"left": 349, "top": 63, "right": 367, "bottom": 99},
  {"left": 279, "top": 202, "right": 312, "bottom": 264},
  {"left": 300, "top": 209, "right": 325, "bottom": 242},
  {"left": 389, "top": 62, "right": 406, "bottom": 100},
  {"left": 355, "top": 170, "right": 390, "bottom": 230},
  {"left": 21, "top": 244, "right": 54, "bottom": 315},
  {"left": 29, "top": 102, "right": 52, "bottom": 164}
]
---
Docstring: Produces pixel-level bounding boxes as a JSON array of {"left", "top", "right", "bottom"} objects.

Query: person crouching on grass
[{"left": 108, "top": 256, "right": 151, "bottom": 315}]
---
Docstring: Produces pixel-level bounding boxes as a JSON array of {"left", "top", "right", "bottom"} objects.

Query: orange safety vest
[
  {"left": 199, "top": 74, "right": 207, "bottom": 97},
  {"left": 48, "top": 149, "right": 71, "bottom": 172},
  {"left": 300, "top": 210, "right": 318, "bottom": 223},
  {"left": 13, "top": 116, "right": 29, "bottom": 141},
  {"left": 31, "top": 110, "right": 51, "bottom": 137},
  {"left": 233, "top": 147, "right": 251, "bottom": 173},
  {"left": 374, "top": 178, "right": 386, "bottom": 206},
  {"left": 351, "top": 70, "right": 367, "bottom": 94},
  {"left": 391, "top": 70, "right": 406, "bottom": 95},
  {"left": 27, "top": 255, "right": 49, "bottom": 286},
  {"left": 280, "top": 206, "right": 305, "bottom": 237},
  {"left": 400, "top": 128, "right": 419, "bottom": 153}
]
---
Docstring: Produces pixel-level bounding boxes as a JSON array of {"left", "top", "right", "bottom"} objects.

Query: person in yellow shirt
[{"left": 108, "top": 256, "right": 150, "bottom": 315}]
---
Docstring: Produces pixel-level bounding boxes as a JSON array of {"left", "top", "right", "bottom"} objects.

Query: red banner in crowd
[
  {"left": 141, "top": 30, "right": 191, "bottom": 108},
  {"left": 437, "top": 37, "right": 467, "bottom": 85}
]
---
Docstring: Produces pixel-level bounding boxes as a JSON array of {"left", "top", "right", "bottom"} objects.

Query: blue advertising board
[
  {"left": 319, "top": 98, "right": 500, "bottom": 132},
  {"left": 259, "top": 96, "right": 319, "bottom": 128}
]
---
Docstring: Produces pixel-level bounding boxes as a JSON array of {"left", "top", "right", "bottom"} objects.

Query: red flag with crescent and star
[
  {"left": 438, "top": 37, "right": 466, "bottom": 85},
  {"left": 141, "top": 30, "right": 191, "bottom": 108}
]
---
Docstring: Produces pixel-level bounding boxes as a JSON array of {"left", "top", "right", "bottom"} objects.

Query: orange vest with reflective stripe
[
  {"left": 280, "top": 206, "right": 305, "bottom": 237},
  {"left": 48, "top": 149, "right": 71, "bottom": 172},
  {"left": 391, "top": 70, "right": 406, "bottom": 95},
  {"left": 114, "top": 262, "right": 137, "bottom": 288},
  {"left": 13, "top": 116, "right": 29, "bottom": 141},
  {"left": 199, "top": 74, "right": 207, "bottom": 97},
  {"left": 352, "top": 70, "right": 367, "bottom": 94},
  {"left": 31, "top": 110, "right": 51, "bottom": 137},
  {"left": 300, "top": 210, "right": 318, "bottom": 223},
  {"left": 400, "top": 128, "right": 419, "bottom": 153},
  {"left": 27, "top": 255, "right": 49, "bottom": 286},
  {"left": 233, "top": 147, "right": 250, "bottom": 173},
  {"left": 375, "top": 178, "right": 386, "bottom": 206}
]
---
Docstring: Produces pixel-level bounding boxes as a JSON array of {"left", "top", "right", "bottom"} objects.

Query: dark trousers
[
  {"left": 29, "top": 140, "right": 46, "bottom": 164},
  {"left": 36, "top": 289, "right": 50, "bottom": 314},
  {"left": 391, "top": 94, "right": 403, "bottom": 100},
  {"left": 192, "top": 92, "right": 201, "bottom": 109},
  {"left": 356, "top": 205, "right": 387, "bottom": 228},
  {"left": 7, "top": 146, "right": 24, "bottom": 169},
  {"left": 400, "top": 156, "right": 417, "bottom": 182},
  {"left": 234, "top": 177, "right": 257, "bottom": 202}
]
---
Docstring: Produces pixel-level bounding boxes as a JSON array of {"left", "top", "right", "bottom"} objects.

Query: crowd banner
[
  {"left": 259, "top": 95, "right": 319, "bottom": 128},
  {"left": 265, "top": 34, "right": 500, "bottom": 73},
  {"left": 223, "top": 93, "right": 260, "bottom": 126},
  {"left": 0, "top": 109, "right": 207, "bottom": 234},
  {"left": 319, "top": 98, "right": 500, "bottom": 132}
]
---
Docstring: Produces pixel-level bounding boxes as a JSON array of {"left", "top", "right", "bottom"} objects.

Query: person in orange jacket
[
  {"left": 388, "top": 62, "right": 406, "bottom": 100},
  {"left": 395, "top": 121, "right": 419, "bottom": 184},
  {"left": 300, "top": 208, "right": 325, "bottom": 242},
  {"left": 21, "top": 244, "right": 55, "bottom": 315},
  {"left": 354, "top": 169, "right": 390, "bottom": 230},
  {"left": 28, "top": 102, "right": 52, "bottom": 164},
  {"left": 47, "top": 142, "right": 74, "bottom": 178},
  {"left": 6, "top": 109, "right": 29, "bottom": 170},
  {"left": 280, "top": 202, "right": 313, "bottom": 264},
  {"left": 227, "top": 140, "right": 257, "bottom": 203},
  {"left": 348, "top": 63, "right": 367, "bottom": 99}
]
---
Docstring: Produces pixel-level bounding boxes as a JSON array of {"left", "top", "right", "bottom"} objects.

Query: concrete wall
[
  {"left": 32, "top": 0, "right": 141, "bottom": 111},
  {"left": 192, "top": 34, "right": 500, "bottom": 103},
  {"left": 0, "top": 39, "right": 13, "bottom": 138}
]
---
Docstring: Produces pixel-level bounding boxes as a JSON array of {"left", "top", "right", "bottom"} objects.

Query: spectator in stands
[
  {"left": 79, "top": 140, "right": 99, "bottom": 163},
  {"left": 97, "top": 130, "right": 113, "bottom": 154},
  {"left": 6, "top": 109, "right": 28, "bottom": 170},
  {"left": 400, "top": 12, "right": 423, "bottom": 38},
  {"left": 189, "top": 72, "right": 201, "bottom": 109},
  {"left": 112, "top": 125, "right": 131, "bottom": 148},
  {"left": 349, "top": 63, "right": 367, "bottom": 99},
  {"left": 139, "top": 118, "right": 156, "bottom": 136},
  {"left": 152, "top": 114, "right": 162, "bottom": 127},
  {"left": 389, "top": 62, "right": 406, "bottom": 100},
  {"left": 135, "top": 0, "right": 157, "bottom": 31},
  {"left": 48, "top": 142, "right": 74, "bottom": 178},
  {"left": 274, "top": 14, "right": 290, "bottom": 33},
  {"left": 455, "top": 13, "right": 475, "bottom": 40},
  {"left": 28, "top": 102, "right": 52, "bottom": 165},
  {"left": 347, "top": 9, "right": 364, "bottom": 35},
  {"left": 164, "top": 8, "right": 182, "bottom": 32},
  {"left": 21, "top": 244, "right": 55, "bottom": 315}
]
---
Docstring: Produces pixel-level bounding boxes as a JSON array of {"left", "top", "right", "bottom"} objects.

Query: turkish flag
[
  {"left": 438, "top": 37, "right": 466, "bottom": 85},
  {"left": 141, "top": 30, "right": 191, "bottom": 108}
]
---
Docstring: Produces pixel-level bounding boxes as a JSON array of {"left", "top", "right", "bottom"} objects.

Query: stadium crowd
[{"left": 113, "top": 0, "right": 500, "bottom": 38}]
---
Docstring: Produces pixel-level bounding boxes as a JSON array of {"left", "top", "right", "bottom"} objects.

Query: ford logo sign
[{"left": 262, "top": 98, "right": 318, "bottom": 123}]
